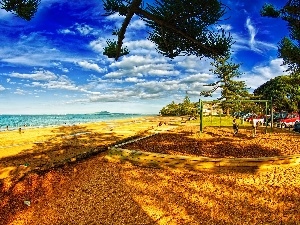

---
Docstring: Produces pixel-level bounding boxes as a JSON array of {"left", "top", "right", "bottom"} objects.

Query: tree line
[
  {"left": 161, "top": 72, "right": 300, "bottom": 116},
  {"left": 160, "top": 74, "right": 300, "bottom": 117},
  {"left": 159, "top": 96, "right": 199, "bottom": 117}
]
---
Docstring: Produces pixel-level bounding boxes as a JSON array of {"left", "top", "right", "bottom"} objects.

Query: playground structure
[{"left": 199, "top": 99, "right": 274, "bottom": 134}]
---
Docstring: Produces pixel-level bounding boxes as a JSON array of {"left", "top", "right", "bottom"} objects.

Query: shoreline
[{"left": 0, "top": 113, "right": 156, "bottom": 132}]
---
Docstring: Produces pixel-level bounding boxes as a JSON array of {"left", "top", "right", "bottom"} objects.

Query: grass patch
[{"left": 190, "top": 115, "right": 254, "bottom": 127}]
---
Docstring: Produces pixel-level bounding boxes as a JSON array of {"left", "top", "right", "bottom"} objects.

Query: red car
[
  {"left": 278, "top": 113, "right": 300, "bottom": 128},
  {"left": 247, "top": 114, "right": 265, "bottom": 125}
]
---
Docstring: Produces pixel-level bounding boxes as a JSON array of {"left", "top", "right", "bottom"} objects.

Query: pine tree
[
  {"left": 254, "top": 75, "right": 300, "bottom": 112},
  {"left": 103, "top": 0, "right": 233, "bottom": 60},
  {"left": 0, "top": 0, "right": 40, "bottom": 21},
  {"left": 261, "top": 0, "right": 300, "bottom": 113},
  {"left": 261, "top": 0, "right": 300, "bottom": 75},
  {"left": 2, "top": 0, "right": 233, "bottom": 61},
  {"left": 200, "top": 55, "right": 249, "bottom": 114}
]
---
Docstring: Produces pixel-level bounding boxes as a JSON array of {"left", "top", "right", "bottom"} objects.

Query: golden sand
[
  {"left": 1, "top": 120, "right": 300, "bottom": 224},
  {"left": 0, "top": 116, "right": 181, "bottom": 181}
]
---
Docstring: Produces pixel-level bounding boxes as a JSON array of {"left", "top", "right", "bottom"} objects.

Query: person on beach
[{"left": 232, "top": 118, "right": 239, "bottom": 135}]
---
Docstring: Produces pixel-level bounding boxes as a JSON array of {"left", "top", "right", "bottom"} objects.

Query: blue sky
[{"left": 0, "top": 0, "right": 290, "bottom": 114}]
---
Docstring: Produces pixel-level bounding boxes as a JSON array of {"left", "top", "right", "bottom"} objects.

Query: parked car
[
  {"left": 246, "top": 113, "right": 257, "bottom": 122},
  {"left": 266, "top": 112, "right": 287, "bottom": 126},
  {"left": 293, "top": 121, "right": 300, "bottom": 132},
  {"left": 248, "top": 114, "right": 265, "bottom": 126},
  {"left": 278, "top": 113, "right": 300, "bottom": 128}
]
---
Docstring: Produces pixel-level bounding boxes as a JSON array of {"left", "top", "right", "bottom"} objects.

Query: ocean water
[{"left": 0, "top": 112, "right": 148, "bottom": 131}]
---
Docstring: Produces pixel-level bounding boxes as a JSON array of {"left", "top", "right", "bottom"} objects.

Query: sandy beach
[
  {"left": 1, "top": 118, "right": 300, "bottom": 224},
  {"left": 0, "top": 116, "right": 180, "bottom": 181}
]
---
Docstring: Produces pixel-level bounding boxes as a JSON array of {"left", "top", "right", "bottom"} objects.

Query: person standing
[{"left": 233, "top": 118, "right": 239, "bottom": 135}]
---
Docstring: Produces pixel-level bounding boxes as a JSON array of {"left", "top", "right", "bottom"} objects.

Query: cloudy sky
[{"left": 0, "top": 0, "right": 289, "bottom": 115}]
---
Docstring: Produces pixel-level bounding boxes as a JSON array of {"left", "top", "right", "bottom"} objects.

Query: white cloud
[
  {"left": 252, "top": 58, "right": 288, "bottom": 79},
  {"left": 139, "top": 93, "right": 161, "bottom": 99},
  {"left": 246, "top": 18, "right": 257, "bottom": 49},
  {"left": 176, "top": 55, "right": 212, "bottom": 74},
  {"left": 75, "top": 23, "right": 94, "bottom": 35},
  {"left": 58, "top": 23, "right": 99, "bottom": 36},
  {"left": 31, "top": 75, "right": 80, "bottom": 91},
  {"left": 77, "top": 60, "right": 107, "bottom": 73},
  {"left": 0, "top": 85, "right": 5, "bottom": 91},
  {"left": 89, "top": 38, "right": 108, "bottom": 54},
  {"left": 88, "top": 89, "right": 137, "bottom": 102},
  {"left": 105, "top": 12, "right": 125, "bottom": 21},
  {"left": 1, "top": 47, "right": 66, "bottom": 67},
  {"left": 128, "top": 19, "right": 146, "bottom": 29},
  {"left": 245, "top": 17, "right": 277, "bottom": 53},
  {"left": 110, "top": 55, "right": 166, "bottom": 69},
  {"left": 9, "top": 70, "right": 57, "bottom": 81},
  {"left": 52, "top": 62, "right": 70, "bottom": 73},
  {"left": 230, "top": 18, "right": 277, "bottom": 54},
  {"left": 104, "top": 71, "right": 130, "bottom": 78},
  {"left": 137, "top": 80, "right": 184, "bottom": 94},
  {"left": 219, "top": 24, "right": 232, "bottom": 31},
  {"left": 14, "top": 88, "right": 27, "bottom": 95},
  {"left": 104, "top": 54, "right": 179, "bottom": 79},
  {"left": 243, "top": 58, "right": 289, "bottom": 91},
  {"left": 58, "top": 29, "right": 76, "bottom": 35},
  {"left": 0, "top": 8, "right": 13, "bottom": 19},
  {"left": 125, "top": 77, "right": 145, "bottom": 83},
  {"left": 126, "top": 40, "right": 156, "bottom": 50},
  {"left": 148, "top": 69, "right": 179, "bottom": 76},
  {"left": 61, "top": 68, "right": 69, "bottom": 73},
  {"left": 180, "top": 73, "right": 213, "bottom": 83}
]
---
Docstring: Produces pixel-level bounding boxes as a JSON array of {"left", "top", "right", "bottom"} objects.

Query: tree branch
[
  {"left": 115, "top": 0, "right": 142, "bottom": 60},
  {"left": 134, "top": 8, "right": 230, "bottom": 57}
]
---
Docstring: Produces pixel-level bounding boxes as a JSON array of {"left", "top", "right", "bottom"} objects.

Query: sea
[{"left": 0, "top": 112, "right": 150, "bottom": 131}]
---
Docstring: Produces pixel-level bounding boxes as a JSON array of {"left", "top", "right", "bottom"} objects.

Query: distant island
[{"left": 94, "top": 111, "right": 111, "bottom": 115}]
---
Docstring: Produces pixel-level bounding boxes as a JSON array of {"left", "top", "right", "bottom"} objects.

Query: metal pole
[
  {"left": 219, "top": 110, "right": 221, "bottom": 127},
  {"left": 199, "top": 99, "right": 203, "bottom": 133},
  {"left": 199, "top": 99, "right": 201, "bottom": 133},
  {"left": 270, "top": 97, "right": 273, "bottom": 133},
  {"left": 265, "top": 101, "right": 268, "bottom": 134}
]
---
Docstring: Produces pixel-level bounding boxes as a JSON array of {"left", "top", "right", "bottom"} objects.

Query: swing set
[{"left": 199, "top": 98, "right": 274, "bottom": 134}]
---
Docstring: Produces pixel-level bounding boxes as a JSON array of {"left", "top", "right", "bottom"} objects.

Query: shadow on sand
[
  {"left": 1, "top": 124, "right": 300, "bottom": 224},
  {"left": 0, "top": 124, "right": 151, "bottom": 184}
]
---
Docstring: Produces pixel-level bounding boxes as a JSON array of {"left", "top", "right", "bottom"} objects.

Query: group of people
[{"left": 232, "top": 117, "right": 260, "bottom": 136}]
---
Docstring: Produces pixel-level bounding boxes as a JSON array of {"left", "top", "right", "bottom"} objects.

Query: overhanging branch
[
  {"left": 134, "top": 8, "right": 231, "bottom": 57},
  {"left": 115, "top": 0, "right": 142, "bottom": 60}
]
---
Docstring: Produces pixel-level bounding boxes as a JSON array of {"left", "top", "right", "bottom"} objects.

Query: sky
[{"left": 0, "top": 0, "right": 290, "bottom": 115}]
